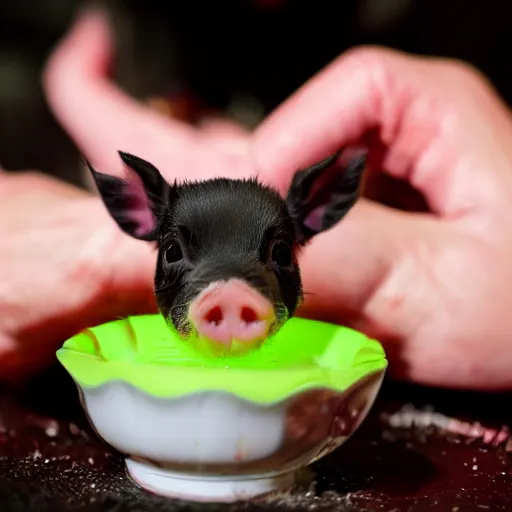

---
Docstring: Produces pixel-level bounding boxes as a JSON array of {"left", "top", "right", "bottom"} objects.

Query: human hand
[
  {"left": 252, "top": 46, "right": 512, "bottom": 390},
  {"left": 16, "top": 9, "right": 512, "bottom": 392},
  {"left": 43, "top": 9, "right": 254, "bottom": 183},
  {"left": 0, "top": 169, "right": 158, "bottom": 379},
  {"left": 0, "top": 9, "right": 255, "bottom": 380}
]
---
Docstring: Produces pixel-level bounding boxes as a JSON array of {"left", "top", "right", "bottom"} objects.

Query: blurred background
[{"left": 0, "top": 0, "right": 509, "bottom": 188}]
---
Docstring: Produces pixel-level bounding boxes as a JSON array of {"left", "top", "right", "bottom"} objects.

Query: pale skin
[{"left": 2, "top": 9, "right": 512, "bottom": 389}]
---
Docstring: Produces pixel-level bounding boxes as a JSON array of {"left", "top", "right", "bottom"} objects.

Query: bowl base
[{"left": 126, "top": 458, "right": 297, "bottom": 503}]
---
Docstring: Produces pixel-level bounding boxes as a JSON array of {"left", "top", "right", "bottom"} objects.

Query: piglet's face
[{"left": 87, "top": 150, "right": 365, "bottom": 350}]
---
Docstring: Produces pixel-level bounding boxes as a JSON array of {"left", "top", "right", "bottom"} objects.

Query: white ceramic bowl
[
  {"left": 57, "top": 314, "right": 387, "bottom": 502},
  {"left": 76, "top": 371, "right": 384, "bottom": 502}
]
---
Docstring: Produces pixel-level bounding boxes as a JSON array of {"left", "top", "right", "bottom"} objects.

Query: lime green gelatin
[{"left": 57, "top": 315, "right": 387, "bottom": 403}]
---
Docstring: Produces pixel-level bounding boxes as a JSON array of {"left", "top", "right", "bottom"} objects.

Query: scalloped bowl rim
[{"left": 56, "top": 314, "right": 388, "bottom": 404}]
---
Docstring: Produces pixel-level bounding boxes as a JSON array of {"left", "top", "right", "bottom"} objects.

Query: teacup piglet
[{"left": 87, "top": 148, "right": 366, "bottom": 353}]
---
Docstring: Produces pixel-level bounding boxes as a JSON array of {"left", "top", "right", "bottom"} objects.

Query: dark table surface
[{"left": 1, "top": 365, "right": 512, "bottom": 512}]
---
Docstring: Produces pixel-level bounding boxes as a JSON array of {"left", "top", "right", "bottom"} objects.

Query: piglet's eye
[
  {"left": 270, "top": 240, "right": 293, "bottom": 268},
  {"left": 165, "top": 241, "right": 183, "bottom": 264}
]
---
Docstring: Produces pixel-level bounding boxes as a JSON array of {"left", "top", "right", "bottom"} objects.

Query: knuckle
[
  {"left": 340, "top": 45, "right": 396, "bottom": 66},
  {"left": 432, "top": 57, "right": 496, "bottom": 99},
  {"left": 335, "top": 45, "right": 397, "bottom": 81},
  {"left": 339, "top": 46, "right": 491, "bottom": 96},
  {"left": 437, "top": 57, "right": 484, "bottom": 83}
]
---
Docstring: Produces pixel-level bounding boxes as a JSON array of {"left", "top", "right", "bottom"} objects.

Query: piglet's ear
[
  {"left": 285, "top": 149, "right": 366, "bottom": 242},
  {"left": 86, "top": 151, "right": 168, "bottom": 241}
]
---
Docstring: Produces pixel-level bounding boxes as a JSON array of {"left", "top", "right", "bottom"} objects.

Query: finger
[
  {"left": 0, "top": 194, "right": 159, "bottom": 380},
  {"left": 295, "top": 198, "right": 444, "bottom": 379},
  {"left": 198, "top": 117, "right": 250, "bottom": 155},
  {"left": 296, "top": 199, "right": 405, "bottom": 327},
  {"left": 0, "top": 170, "right": 88, "bottom": 202},
  {"left": 198, "top": 117, "right": 250, "bottom": 137},
  {"left": 252, "top": 46, "right": 512, "bottom": 217},
  {"left": 43, "top": 9, "right": 199, "bottom": 177}
]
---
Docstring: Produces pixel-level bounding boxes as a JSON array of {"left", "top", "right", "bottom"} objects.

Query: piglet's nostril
[
  {"left": 241, "top": 306, "right": 258, "bottom": 324},
  {"left": 205, "top": 306, "right": 223, "bottom": 326}
]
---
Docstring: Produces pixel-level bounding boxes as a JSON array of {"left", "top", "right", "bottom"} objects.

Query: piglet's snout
[{"left": 189, "top": 279, "right": 275, "bottom": 345}]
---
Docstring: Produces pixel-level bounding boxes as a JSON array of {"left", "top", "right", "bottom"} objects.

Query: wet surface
[{"left": 0, "top": 367, "right": 512, "bottom": 511}]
